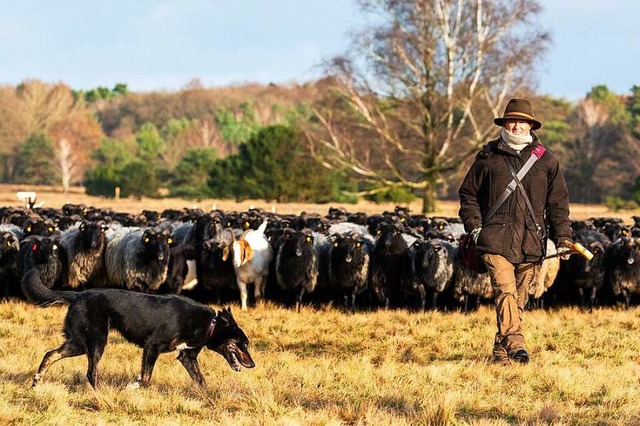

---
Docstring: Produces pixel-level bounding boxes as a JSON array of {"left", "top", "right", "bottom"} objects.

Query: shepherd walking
[{"left": 458, "top": 98, "right": 573, "bottom": 364}]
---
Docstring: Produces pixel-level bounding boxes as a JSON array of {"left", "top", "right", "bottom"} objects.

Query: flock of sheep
[{"left": 2, "top": 203, "right": 639, "bottom": 312}]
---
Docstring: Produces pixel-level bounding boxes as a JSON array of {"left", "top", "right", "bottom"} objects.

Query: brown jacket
[{"left": 458, "top": 136, "right": 572, "bottom": 264}]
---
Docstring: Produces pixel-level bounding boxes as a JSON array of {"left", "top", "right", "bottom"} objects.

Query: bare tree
[
  {"left": 50, "top": 111, "right": 104, "bottom": 192},
  {"left": 306, "top": 0, "right": 549, "bottom": 212},
  {"left": 55, "top": 138, "right": 76, "bottom": 193}
]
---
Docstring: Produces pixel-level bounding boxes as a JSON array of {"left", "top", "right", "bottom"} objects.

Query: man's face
[{"left": 504, "top": 120, "right": 532, "bottom": 135}]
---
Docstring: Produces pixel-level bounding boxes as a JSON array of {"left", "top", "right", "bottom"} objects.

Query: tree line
[{"left": 0, "top": 1, "right": 638, "bottom": 211}]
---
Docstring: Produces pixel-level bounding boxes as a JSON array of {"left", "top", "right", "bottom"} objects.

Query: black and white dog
[{"left": 22, "top": 268, "right": 255, "bottom": 388}]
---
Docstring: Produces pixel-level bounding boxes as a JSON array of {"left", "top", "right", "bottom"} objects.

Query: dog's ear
[{"left": 219, "top": 307, "right": 236, "bottom": 324}]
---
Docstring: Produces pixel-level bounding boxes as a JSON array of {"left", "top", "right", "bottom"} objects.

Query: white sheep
[{"left": 225, "top": 220, "right": 273, "bottom": 310}]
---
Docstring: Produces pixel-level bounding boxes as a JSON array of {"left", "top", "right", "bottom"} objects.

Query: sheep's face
[
  {"left": 79, "top": 221, "right": 108, "bottom": 250},
  {"left": 332, "top": 235, "right": 367, "bottom": 266},
  {"left": 140, "top": 229, "right": 171, "bottom": 263},
  {"left": 281, "top": 229, "right": 313, "bottom": 257},
  {"left": 375, "top": 224, "right": 406, "bottom": 253},
  {"left": 23, "top": 218, "right": 57, "bottom": 237},
  {"left": 28, "top": 237, "right": 60, "bottom": 265},
  {"left": 0, "top": 232, "right": 19, "bottom": 255}
]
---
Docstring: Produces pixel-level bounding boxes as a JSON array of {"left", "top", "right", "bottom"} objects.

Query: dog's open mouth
[{"left": 224, "top": 344, "right": 256, "bottom": 371}]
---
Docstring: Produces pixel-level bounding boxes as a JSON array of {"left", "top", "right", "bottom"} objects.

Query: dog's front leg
[
  {"left": 177, "top": 349, "right": 206, "bottom": 386},
  {"left": 135, "top": 345, "right": 160, "bottom": 387}
]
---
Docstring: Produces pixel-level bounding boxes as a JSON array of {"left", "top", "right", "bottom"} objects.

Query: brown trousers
[{"left": 482, "top": 254, "right": 539, "bottom": 358}]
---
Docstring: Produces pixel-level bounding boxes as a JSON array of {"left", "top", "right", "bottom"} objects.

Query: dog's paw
[{"left": 126, "top": 377, "right": 141, "bottom": 390}]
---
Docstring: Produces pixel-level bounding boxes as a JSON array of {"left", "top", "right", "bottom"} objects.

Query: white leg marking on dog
[{"left": 176, "top": 343, "right": 193, "bottom": 351}]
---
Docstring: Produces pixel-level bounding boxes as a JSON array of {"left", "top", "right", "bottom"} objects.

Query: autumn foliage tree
[{"left": 0, "top": 80, "right": 103, "bottom": 188}]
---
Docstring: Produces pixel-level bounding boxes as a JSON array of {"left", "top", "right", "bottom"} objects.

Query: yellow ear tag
[
  {"left": 167, "top": 238, "right": 173, "bottom": 244},
  {"left": 356, "top": 242, "right": 361, "bottom": 248},
  {"left": 144, "top": 237, "right": 150, "bottom": 243},
  {"left": 27, "top": 226, "right": 31, "bottom": 232},
  {"left": 334, "top": 242, "right": 338, "bottom": 247},
  {"left": 306, "top": 236, "right": 311, "bottom": 242}
]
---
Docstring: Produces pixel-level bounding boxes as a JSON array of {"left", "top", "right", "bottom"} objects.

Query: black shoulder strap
[
  {"left": 504, "top": 158, "right": 545, "bottom": 239},
  {"left": 484, "top": 144, "right": 546, "bottom": 222}
]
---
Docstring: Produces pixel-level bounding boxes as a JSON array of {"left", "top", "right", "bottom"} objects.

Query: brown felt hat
[{"left": 494, "top": 98, "right": 542, "bottom": 130}]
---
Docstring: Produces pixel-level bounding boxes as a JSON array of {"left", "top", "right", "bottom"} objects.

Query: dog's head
[{"left": 207, "top": 307, "right": 255, "bottom": 371}]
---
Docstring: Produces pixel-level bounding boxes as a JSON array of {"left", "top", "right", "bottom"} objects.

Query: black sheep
[
  {"left": 60, "top": 220, "right": 109, "bottom": 289},
  {"left": 555, "top": 229, "right": 611, "bottom": 310},
  {"left": 193, "top": 232, "right": 238, "bottom": 304},
  {"left": 23, "top": 216, "right": 57, "bottom": 238},
  {"left": 0, "top": 224, "right": 24, "bottom": 298},
  {"left": 370, "top": 223, "right": 414, "bottom": 308},
  {"left": 20, "top": 235, "right": 68, "bottom": 290},
  {"left": 160, "top": 240, "right": 197, "bottom": 295},
  {"left": 328, "top": 233, "right": 372, "bottom": 312},
  {"left": 604, "top": 236, "right": 640, "bottom": 307},
  {"left": 104, "top": 227, "right": 172, "bottom": 293},
  {"left": 450, "top": 256, "right": 493, "bottom": 313},
  {"left": 412, "top": 238, "right": 456, "bottom": 310},
  {"left": 275, "top": 228, "right": 318, "bottom": 312}
]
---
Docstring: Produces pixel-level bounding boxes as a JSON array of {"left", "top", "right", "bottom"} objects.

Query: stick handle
[
  {"left": 543, "top": 242, "right": 594, "bottom": 261},
  {"left": 571, "top": 242, "right": 594, "bottom": 261}
]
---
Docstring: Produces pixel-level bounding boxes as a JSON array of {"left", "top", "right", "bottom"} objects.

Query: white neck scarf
[{"left": 501, "top": 128, "right": 533, "bottom": 153}]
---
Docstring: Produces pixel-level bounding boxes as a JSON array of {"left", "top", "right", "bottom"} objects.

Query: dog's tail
[{"left": 21, "top": 269, "right": 78, "bottom": 306}]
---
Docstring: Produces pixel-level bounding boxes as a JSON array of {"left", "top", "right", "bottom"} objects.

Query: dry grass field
[
  {"left": 2, "top": 302, "right": 640, "bottom": 425},
  {"left": 1, "top": 184, "right": 640, "bottom": 424}
]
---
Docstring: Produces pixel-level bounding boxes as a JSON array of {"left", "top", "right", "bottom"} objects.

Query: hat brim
[{"left": 494, "top": 117, "right": 542, "bottom": 130}]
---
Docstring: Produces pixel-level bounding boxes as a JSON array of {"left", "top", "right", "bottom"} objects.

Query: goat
[{"left": 226, "top": 220, "right": 273, "bottom": 310}]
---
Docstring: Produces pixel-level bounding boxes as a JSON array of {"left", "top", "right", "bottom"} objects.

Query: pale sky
[{"left": 1, "top": 0, "right": 638, "bottom": 101}]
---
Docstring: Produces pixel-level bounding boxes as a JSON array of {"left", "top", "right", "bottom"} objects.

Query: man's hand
[
  {"left": 470, "top": 227, "right": 482, "bottom": 244},
  {"left": 557, "top": 239, "right": 573, "bottom": 260}
]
